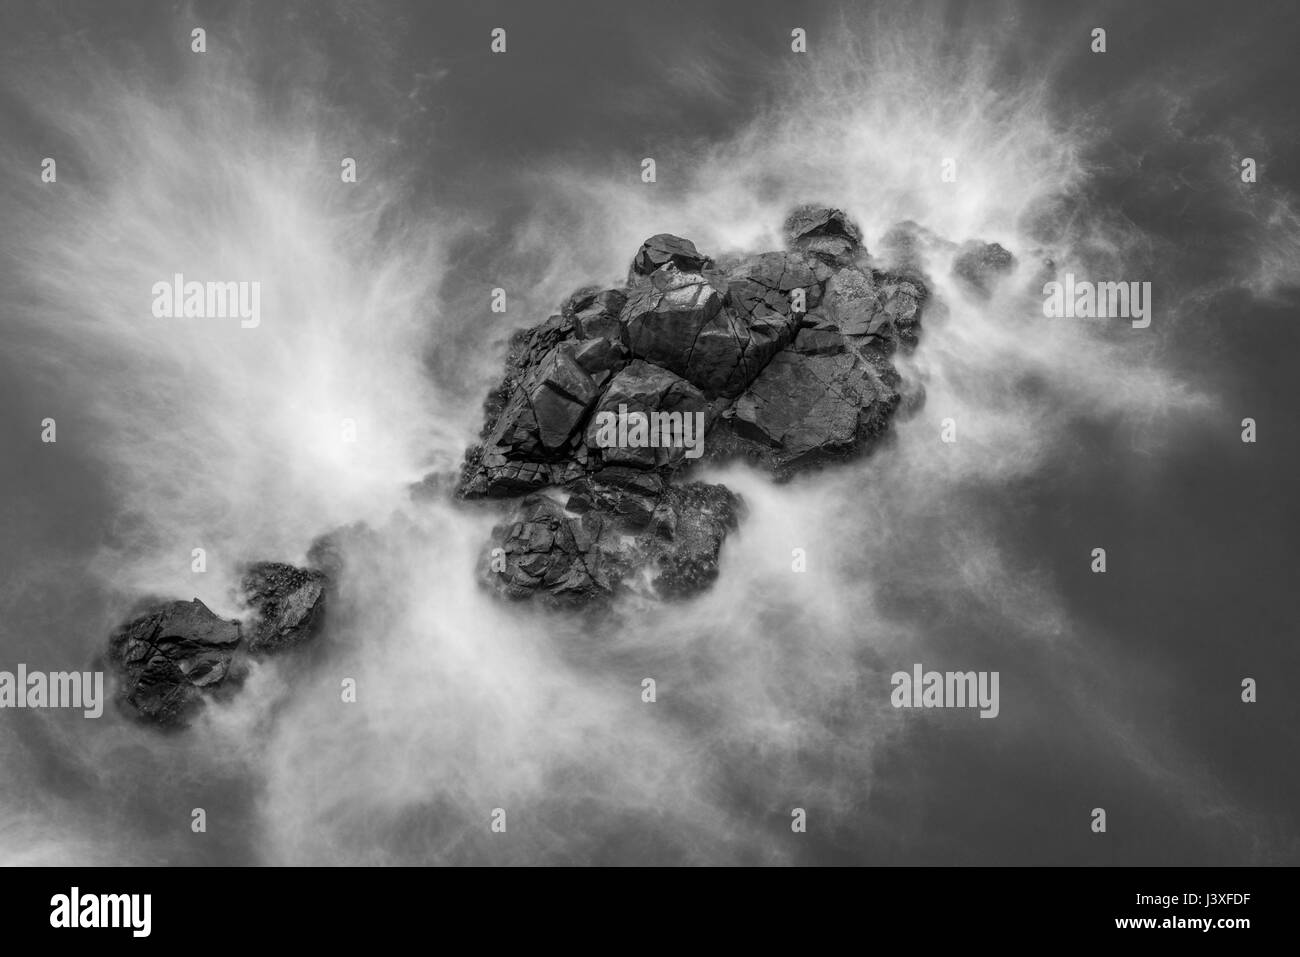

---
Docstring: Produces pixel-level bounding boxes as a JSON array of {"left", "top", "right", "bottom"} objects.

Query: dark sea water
[{"left": 1, "top": 0, "right": 1297, "bottom": 865}]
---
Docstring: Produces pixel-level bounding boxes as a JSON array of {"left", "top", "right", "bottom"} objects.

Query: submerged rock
[
  {"left": 952, "top": 240, "right": 1016, "bottom": 297},
  {"left": 878, "top": 220, "right": 955, "bottom": 277}
]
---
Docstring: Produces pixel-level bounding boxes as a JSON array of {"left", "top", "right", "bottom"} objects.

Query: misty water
[{"left": 1, "top": 1, "right": 1297, "bottom": 865}]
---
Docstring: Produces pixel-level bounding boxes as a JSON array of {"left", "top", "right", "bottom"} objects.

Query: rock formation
[
  {"left": 107, "top": 598, "right": 245, "bottom": 727},
  {"left": 457, "top": 204, "right": 947, "bottom": 606},
  {"left": 106, "top": 559, "right": 328, "bottom": 727}
]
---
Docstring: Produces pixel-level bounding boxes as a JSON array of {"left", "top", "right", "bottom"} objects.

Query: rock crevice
[{"left": 105, "top": 559, "right": 329, "bottom": 727}]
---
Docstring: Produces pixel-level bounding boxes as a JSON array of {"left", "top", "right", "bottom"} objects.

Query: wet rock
[
  {"left": 566, "top": 287, "right": 628, "bottom": 343},
  {"left": 484, "top": 481, "right": 743, "bottom": 606},
  {"left": 488, "top": 345, "right": 599, "bottom": 457},
  {"left": 569, "top": 336, "right": 628, "bottom": 386},
  {"left": 107, "top": 598, "right": 243, "bottom": 727},
  {"left": 791, "top": 327, "right": 847, "bottom": 356},
  {"left": 461, "top": 339, "right": 605, "bottom": 497},
  {"left": 616, "top": 249, "right": 817, "bottom": 400},
  {"left": 704, "top": 349, "right": 899, "bottom": 478},
  {"left": 630, "top": 234, "right": 712, "bottom": 280},
  {"left": 647, "top": 483, "right": 745, "bottom": 598},
  {"left": 584, "top": 360, "right": 707, "bottom": 470},
  {"left": 105, "top": 558, "right": 332, "bottom": 727},
  {"left": 241, "top": 562, "right": 328, "bottom": 654},
  {"left": 783, "top": 204, "right": 864, "bottom": 266},
  {"left": 622, "top": 265, "right": 730, "bottom": 392},
  {"left": 820, "top": 267, "right": 880, "bottom": 335}
]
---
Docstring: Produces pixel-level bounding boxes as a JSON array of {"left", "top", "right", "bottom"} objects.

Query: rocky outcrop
[
  {"left": 105, "top": 558, "right": 329, "bottom": 727},
  {"left": 457, "top": 204, "right": 949, "bottom": 604},
  {"left": 108, "top": 598, "right": 244, "bottom": 727}
]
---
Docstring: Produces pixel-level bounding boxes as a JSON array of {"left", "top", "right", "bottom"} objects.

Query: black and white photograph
[{"left": 0, "top": 0, "right": 1296, "bottom": 928}]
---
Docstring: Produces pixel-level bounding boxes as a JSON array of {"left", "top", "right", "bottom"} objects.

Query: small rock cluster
[{"left": 105, "top": 561, "right": 326, "bottom": 727}]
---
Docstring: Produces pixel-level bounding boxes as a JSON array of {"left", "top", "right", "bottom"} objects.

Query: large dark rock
[
  {"left": 453, "top": 204, "right": 995, "bottom": 604},
  {"left": 107, "top": 598, "right": 244, "bottom": 727},
  {"left": 621, "top": 265, "right": 730, "bottom": 393},
  {"left": 491, "top": 345, "right": 600, "bottom": 456},
  {"left": 703, "top": 349, "right": 899, "bottom": 478}
]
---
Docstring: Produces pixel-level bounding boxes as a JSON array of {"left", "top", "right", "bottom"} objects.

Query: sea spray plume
[
  {"left": 0, "top": 4, "right": 462, "bottom": 863},
  {"left": 203, "top": 3, "right": 1292, "bottom": 866},
  {"left": 440, "top": 2, "right": 1279, "bottom": 867},
  {"left": 0, "top": 19, "right": 451, "bottom": 610},
  {"left": 498, "top": 5, "right": 1203, "bottom": 484},
  {"left": 506, "top": 3, "right": 1092, "bottom": 294}
]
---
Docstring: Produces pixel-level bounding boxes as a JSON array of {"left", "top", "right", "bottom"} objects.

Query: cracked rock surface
[
  {"left": 105, "top": 557, "right": 330, "bottom": 727},
  {"left": 107, "top": 598, "right": 245, "bottom": 727},
  {"left": 457, "top": 204, "right": 952, "bottom": 605}
]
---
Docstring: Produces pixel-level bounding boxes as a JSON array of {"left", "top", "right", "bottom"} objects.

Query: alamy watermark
[
  {"left": 50, "top": 888, "right": 151, "bottom": 937},
  {"left": 0, "top": 665, "right": 103, "bottom": 718},
  {"left": 890, "top": 664, "right": 1000, "bottom": 718},
  {"left": 151, "top": 273, "right": 261, "bottom": 328},
  {"left": 1042, "top": 273, "right": 1151, "bottom": 329},
  {"left": 591, "top": 404, "right": 705, "bottom": 459}
]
